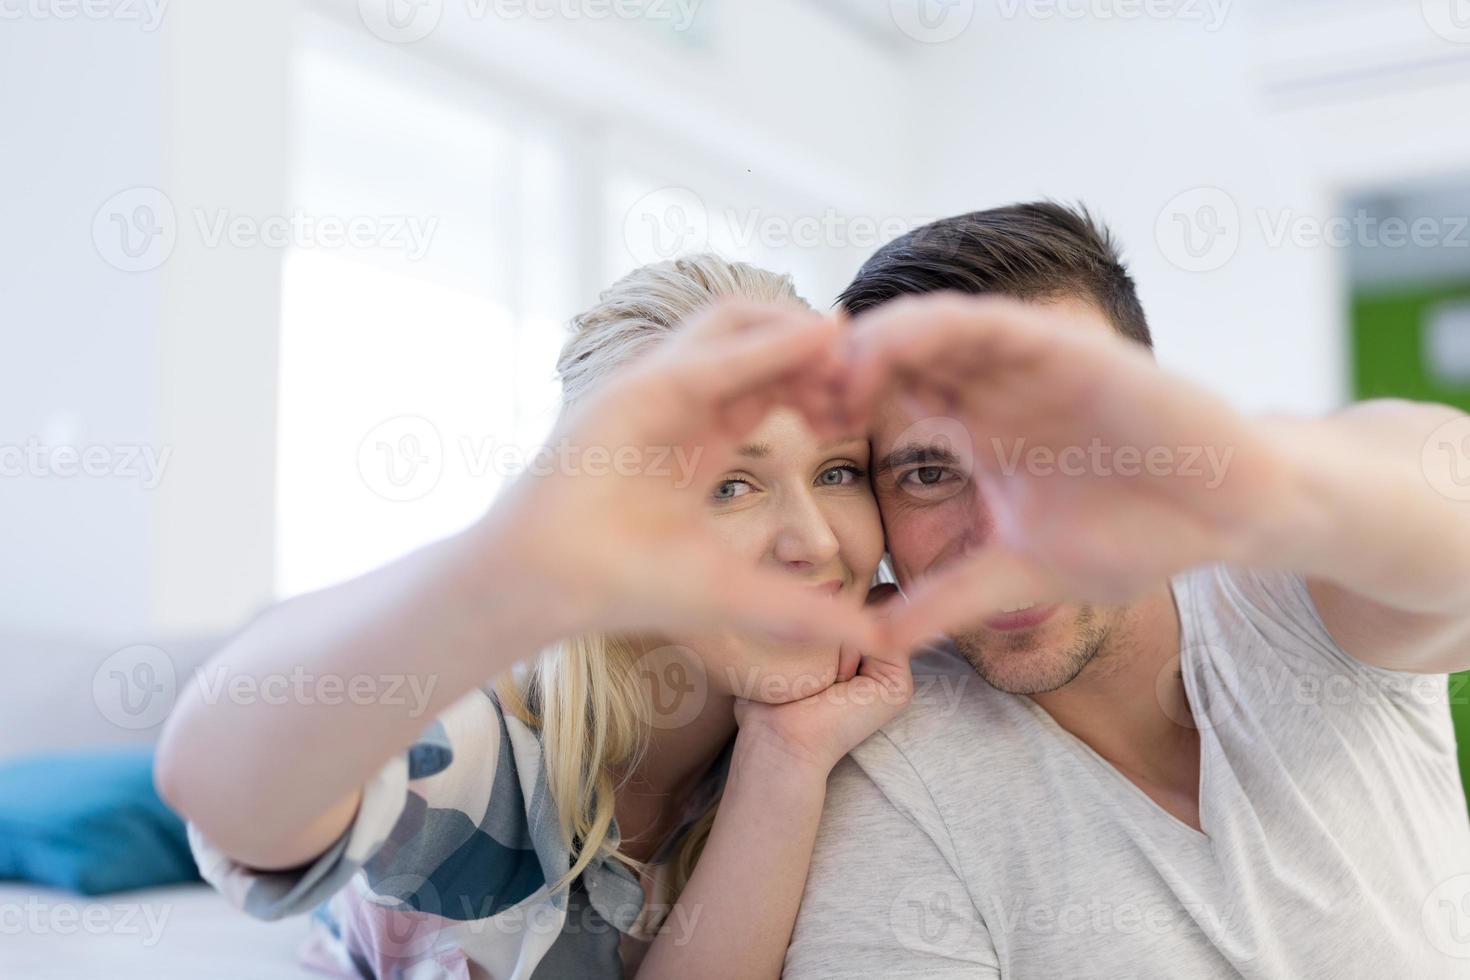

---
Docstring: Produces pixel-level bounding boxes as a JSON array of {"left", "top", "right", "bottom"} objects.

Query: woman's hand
[
  {"left": 731, "top": 584, "right": 914, "bottom": 776},
  {"left": 157, "top": 300, "right": 876, "bottom": 872},
  {"left": 480, "top": 301, "right": 878, "bottom": 650},
  {"left": 639, "top": 585, "right": 913, "bottom": 980}
]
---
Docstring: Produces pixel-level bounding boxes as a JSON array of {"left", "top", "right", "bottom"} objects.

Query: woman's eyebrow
[
  {"left": 737, "top": 435, "right": 865, "bottom": 459},
  {"left": 816, "top": 434, "right": 868, "bottom": 452}
]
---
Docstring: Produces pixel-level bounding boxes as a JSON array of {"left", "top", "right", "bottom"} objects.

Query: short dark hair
[{"left": 839, "top": 202, "right": 1152, "bottom": 349}]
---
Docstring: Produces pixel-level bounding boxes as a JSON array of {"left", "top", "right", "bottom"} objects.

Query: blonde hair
[{"left": 497, "top": 254, "right": 808, "bottom": 902}]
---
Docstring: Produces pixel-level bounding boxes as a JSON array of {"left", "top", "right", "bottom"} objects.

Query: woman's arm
[
  {"left": 153, "top": 514, "right": 564, "bottom": 871},
  {"left": 153, "top": 303, "right": 875, "bottom": 873},
  {"left": 639, "top": 736, "right": 832, "bottom": 980}
]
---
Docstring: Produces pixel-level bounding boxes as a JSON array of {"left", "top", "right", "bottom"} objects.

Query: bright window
[{"left": 275, "top": 15, "right": 855, "bottom": 598}]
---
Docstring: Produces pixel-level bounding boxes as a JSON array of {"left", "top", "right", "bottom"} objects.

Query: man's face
[{"left": 869, "top": 295, "right": 1126, "bottom": 695}]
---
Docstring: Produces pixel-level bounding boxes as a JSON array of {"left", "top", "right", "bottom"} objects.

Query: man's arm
[
  {"left": 784, "top": 752, "right": 998, "bottom": 980},
  {"left": 1258, "top": 399, "right": 1470, "bottom": 673},
  {"left": 840, "top": 294, "right": 1470, "bottom": 674}
]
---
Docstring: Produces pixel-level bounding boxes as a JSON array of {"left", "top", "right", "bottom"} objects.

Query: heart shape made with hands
[
  {"left": 826, "top": 293, "right": 1289, "bottom": 654},
  {"left": 556, "top": 290, "right": 1289, "bottom": 656}
]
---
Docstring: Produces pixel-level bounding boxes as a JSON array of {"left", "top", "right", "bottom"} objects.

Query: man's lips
[{"left": 982, "top": 602, "right": 1059, "bottom": 631}]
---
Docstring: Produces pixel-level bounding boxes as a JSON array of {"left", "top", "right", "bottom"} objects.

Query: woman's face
[{"left": 658, "top": 407, "right": 884, "bottom": 705}]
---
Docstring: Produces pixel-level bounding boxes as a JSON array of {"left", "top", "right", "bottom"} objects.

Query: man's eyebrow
[
  {"left": 878, "top": 444, "right": 959, "bottom": 473},
  {"left": 737, "top": 443, "right": 771, "bottom": 459}
]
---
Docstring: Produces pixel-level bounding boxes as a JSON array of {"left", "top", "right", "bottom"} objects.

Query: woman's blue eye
[
  {"left": 818, "top": 464, "right": 864, "bottom": 487},
  {"left": 713, "top": 479, "right": 752, "bottom": 501}
]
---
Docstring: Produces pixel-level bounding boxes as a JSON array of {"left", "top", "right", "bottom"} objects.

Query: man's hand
[{"left": 841, "top": 293, "right": 1301, "bottom": 651}]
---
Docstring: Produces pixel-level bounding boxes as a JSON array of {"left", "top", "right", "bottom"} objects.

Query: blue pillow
[{"left": 0, "top": 747, "right": 201, "bottom": 895}]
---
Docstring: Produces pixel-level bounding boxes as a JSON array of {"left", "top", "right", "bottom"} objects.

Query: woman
[{"left": 156, "top": 255, "right": 912, "bottom": 979}]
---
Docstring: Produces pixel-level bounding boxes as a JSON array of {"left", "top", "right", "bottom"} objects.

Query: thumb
[
  {"left": 882, "top": 546, "right": 1059, "bottom": 654},
  {"left": 834, "top": 582, "right": 904, "bottom": 682},
  {"left": 672, "top": 547, "right": 882, "bottom": 652},
  {"left": 866, "top": 581, "right": 902, "bottom": 609}
]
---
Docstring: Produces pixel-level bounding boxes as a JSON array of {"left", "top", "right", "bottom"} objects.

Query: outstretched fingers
[
  {"left": 880, "top": 546, "right": 1064, "bottom": 654},
  {"left": 667, "top": 545, "right": 883, "bottom": 652},
  {"left": 623, "top": 305, "right": 855, "bottom": 486},
  {"left": 842, "top": 294, "right": 1035, "bottom": 419}
]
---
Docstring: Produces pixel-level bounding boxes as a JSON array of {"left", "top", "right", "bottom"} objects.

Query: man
[{"left": 784, "top": 203, "right": 1470, "bottom": 977}]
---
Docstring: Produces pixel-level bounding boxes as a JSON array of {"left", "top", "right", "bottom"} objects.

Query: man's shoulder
[
  {"left": 867, "top": 644, "right": 1013, "bottom": 749},
  {"left": 832, "top": 646, "right": 1033, "bottom": 814},
  {"left": 810, "top": 647, "right": 1037, "bottom": 892}
]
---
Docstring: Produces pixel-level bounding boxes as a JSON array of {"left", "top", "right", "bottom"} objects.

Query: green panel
[{"left": 1350, "top": 281, "right": 1470, "bottom": 803}]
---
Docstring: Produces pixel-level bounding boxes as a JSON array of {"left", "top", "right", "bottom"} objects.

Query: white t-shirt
[{"left": 785, "top": 565, "right": 1470, "bottom": 978}]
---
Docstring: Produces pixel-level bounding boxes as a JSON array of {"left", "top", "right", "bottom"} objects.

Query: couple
[{"left": 157, "top": 202, "right": 1470, "bottom": 978}]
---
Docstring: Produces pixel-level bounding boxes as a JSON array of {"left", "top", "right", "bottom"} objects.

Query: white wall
[
  {"left": 155, "top": 1, "right": 294, "bottom": 634},
  {"left": 7, "top": 1, "right": 1470, "bottom": 638},
  {"left": 309, "top": 0, "right": 924, "bottom": 306},
  {"left": 897, "top": 1, "right": 1470, "bottom": 414},
  {"left": 0, "top": 13, "right": 165, "bottom": 641},
  {"left": 0, "top": 0, "right": 922, "bottom": 638}
]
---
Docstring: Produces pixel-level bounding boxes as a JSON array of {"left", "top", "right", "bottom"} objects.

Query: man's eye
[
  {"left": 897, "top": 466, "right": 964, "bottom": 500},
  {"left": 713, "top": 479, "right": 753, "bottom": 501}
]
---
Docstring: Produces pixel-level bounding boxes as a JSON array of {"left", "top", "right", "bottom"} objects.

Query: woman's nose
[{"left": 771, "top": 493, "right": 841, "bottom": 569}]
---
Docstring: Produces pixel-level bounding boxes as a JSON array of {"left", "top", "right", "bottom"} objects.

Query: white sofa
[
  {"left": 0, "top": 882, "right": 313, "bottom": 980},
  {"left": 0, "top": 630, "right": 318, "bottom": 980}
]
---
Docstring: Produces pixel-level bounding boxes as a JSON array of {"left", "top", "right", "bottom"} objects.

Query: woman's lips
[
  {"left": 809, "top": 580, "right": 845, "bottom": 597},
  {"left": 982, "top": 602, "right": 1059, "bottom": 631}
]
